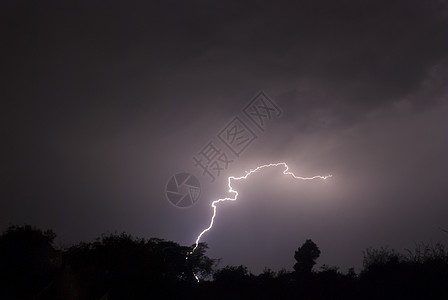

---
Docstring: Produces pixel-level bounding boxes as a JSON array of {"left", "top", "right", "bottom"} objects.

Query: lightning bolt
[{"left": 187, "top": 162, "right": 331, "bottom": 280}]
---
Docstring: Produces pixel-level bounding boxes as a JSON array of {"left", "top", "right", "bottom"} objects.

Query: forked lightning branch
[{"left": 187, "top": 162, "right": 332, "bottom": 280}]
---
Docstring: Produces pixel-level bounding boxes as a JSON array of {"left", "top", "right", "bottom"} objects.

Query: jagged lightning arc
[{"left": 188, "top": 162, "right": 332, "bottom": 257}]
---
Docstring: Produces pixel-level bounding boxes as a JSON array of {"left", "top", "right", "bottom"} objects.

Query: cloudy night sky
[{"left": 3, "top": 0, "right": 448, "bottom": 274}]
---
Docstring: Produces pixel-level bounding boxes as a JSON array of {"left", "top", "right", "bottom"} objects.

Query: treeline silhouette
[{"left": 1, "top": 225, "right": 447, "bottom": 299}]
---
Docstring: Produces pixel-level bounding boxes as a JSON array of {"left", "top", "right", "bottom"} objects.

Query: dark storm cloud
[
  {"left": 5, "top": 0, "right": 448, "bottom": 119},
  {"left": 2, "top": 0, "right": 448, "bottom": 273},
  {"left": 191, "top": 0, "right": 448, "bottom": 126}
]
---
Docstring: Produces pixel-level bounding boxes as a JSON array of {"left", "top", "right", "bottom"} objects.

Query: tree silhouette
[
  {"left": 0, "top": 225, "right": 57, "bottom": 299},
  {"left": 213, "top": 265, "right": 250, "bottom": 283},
  {"left": 293, "top": 239, "right": 321, "bottom": 276},
  {"left": 212, "top": 265, "right": 254, "bottom": 299},
  {"left": 64, "top": 233, "right": 218, "bottom": 298},
  {"left": 2, "top": 225, "right": 448, "bottom": 299}
]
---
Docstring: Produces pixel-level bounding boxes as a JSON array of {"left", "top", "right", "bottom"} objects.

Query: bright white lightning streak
[{"left": 188, "top": 162, "right": 332, "bottom": 257}]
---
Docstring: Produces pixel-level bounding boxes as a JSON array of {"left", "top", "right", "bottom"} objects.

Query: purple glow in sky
[{"left": 3, "top": 0, "right": 448, "bottom": 274}]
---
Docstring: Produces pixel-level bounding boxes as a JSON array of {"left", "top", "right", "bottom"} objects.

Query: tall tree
[{"left": 293, "top": 239, "right": 321, "bottom": 276}]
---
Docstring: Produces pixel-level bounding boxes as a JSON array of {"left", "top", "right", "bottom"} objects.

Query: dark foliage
[
  {"left": 1, "top": 226, "right": 447, "bottom": 299},
  {"left": 0, "top": 225, "right": 58, "bottom": 299},
  {"left": 0, "top": 226, "right": 216, "bottom": 299},
  {"left": 359, "top": 244, "right": 448, "bottom": 299},
  {"left": 293, "top": 239, "right": 321, "bottom": 276}
]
